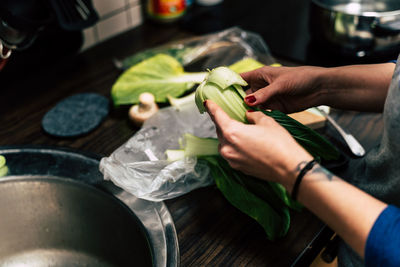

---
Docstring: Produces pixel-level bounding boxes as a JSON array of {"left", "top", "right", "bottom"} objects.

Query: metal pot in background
[{"left": 310, "top": 0, "right": 400, "bottom": 58}]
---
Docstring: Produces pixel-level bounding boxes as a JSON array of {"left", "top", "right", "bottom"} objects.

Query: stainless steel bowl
[
  {"left": 0, "top": 177, "right": 153, "bottom": 267},
  {"left": 0, "top": 146, "right": 180, "bottom": 267},
  {"left": 310, "top": 0, "right": 400, "bottom": 57}
]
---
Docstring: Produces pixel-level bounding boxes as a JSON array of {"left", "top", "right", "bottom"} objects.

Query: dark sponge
[{"left": 42, "top": 93, "right": 109, "bottom": 137}]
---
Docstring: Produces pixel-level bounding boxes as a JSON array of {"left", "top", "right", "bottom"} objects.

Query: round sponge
[{"left": 42, "top": 93, "right": 109, "bottom": 137}]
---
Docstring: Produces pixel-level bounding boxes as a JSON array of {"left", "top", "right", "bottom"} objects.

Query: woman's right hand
[
  {"left": 204, "top": 99, "right": 312, "bottom": 188},
  {"left": 241, "top": 65, "right": 326, "bottom": 113}
]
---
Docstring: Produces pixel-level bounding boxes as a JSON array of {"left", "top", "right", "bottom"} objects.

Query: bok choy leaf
[
  {"left": 111, "top": 54, "right": 267, "bottom": 106},
  {"left": 204, "top": 156, "right": 291, "bottom": 240},
  {"left": 195, "top": 66, "right": 340, "bottom": 161},
  {"left": 166, "top": 133, "right": 301, "bottom": 240},
  {"left": 0, "top": 155, "right": 8, "bottom": 177},
  {"left": 189, "top": 66, "right": 341, "bottom": 239},
  {"left": 111, "top": 54, "right": 207, "bottom": 105}
]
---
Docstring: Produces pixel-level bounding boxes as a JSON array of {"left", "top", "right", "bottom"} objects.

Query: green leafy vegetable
[
  {"left": 165, "top": 149, "right": 185, "bottom": 162},
  {"left": 0, "top": 155, "right": 8, "bottom": 177},
  {"left": 262, "top": 109, "right": 340, "bottom": 160},
  {"left": 182, "top": 133, "right": 219, "bottom": 157},
  {"left": 166, "top": 133, "right": 301, "bottom": 240},
  {"left": 204, "top": 156, "right": 291, "bottom": 240},
  {"left": 195, "top": 66, "right": 340, "bottom": 161},
  {"left": 165, "top": 133, "right": 219, "bottom": 162},
  {"left": 195, "top": 67, "right": 248, "bottom": 122},
  {"left": 228, "top": 57, "right": 265, "bottom": 73},
  {"left": 112, "top": 54, "right": 276, "bottom": 106},
  {"left": 190, "top": 66, "right": 340, "bottom": 239},
  {"left": 111, "top": 54, "right": 207, "bottom": 105},
  {"left": 166, "top": 66, "right": 339, "bottom": 239},
  {"left": 167, "top": 91, "right": 195, "bottom": 110},
  {"left": 120, "top": 47, "right": 196, "bottom": 69}
]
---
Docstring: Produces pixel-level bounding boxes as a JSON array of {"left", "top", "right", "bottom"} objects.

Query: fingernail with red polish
[
  {"left": 203, "top": 100, "right": 207, "bottom": 107},
  {"left": 247, "top": 109, "right": 255, "bottom": 113},
  {"left": 245, "top": 95, "right": 256, "bottom": 103}
]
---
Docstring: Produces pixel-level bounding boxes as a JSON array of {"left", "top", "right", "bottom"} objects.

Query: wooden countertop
[{"left": 0, "top": 20, "right": 383, "bottom": 266}]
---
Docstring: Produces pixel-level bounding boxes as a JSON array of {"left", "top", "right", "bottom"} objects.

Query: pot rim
[{"left": 311, "top": 0, "right": 400, "bottom": 17}]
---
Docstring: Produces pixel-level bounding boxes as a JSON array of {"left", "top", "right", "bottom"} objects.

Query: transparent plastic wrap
[
  {"left": 100, "top": 101, "right": 217, "bottom": 201},
  {"left": 100, "top": 27, "right": 277, "bottom": 201},
  {"left": 114, "top": 26, "right": 276, "bottom": 71}
]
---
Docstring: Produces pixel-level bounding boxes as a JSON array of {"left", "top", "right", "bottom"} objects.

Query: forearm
[
  {"left": 318, "top": 63, "right": 395, "bottom": 112},
  {"left": 285, "top": 164, "right": 387, "bottom": 258}
]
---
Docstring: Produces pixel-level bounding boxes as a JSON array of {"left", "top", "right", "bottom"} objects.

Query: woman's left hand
[{"left": 204, "top": 100, "right": 313, "bottom": 189}]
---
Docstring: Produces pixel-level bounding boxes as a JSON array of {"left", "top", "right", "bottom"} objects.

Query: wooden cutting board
[{"left": 289, "top": 109, "right": 327, "bottom": 129}]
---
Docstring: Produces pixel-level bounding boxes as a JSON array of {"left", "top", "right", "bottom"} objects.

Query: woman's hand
[
  {"left": 241, "top": 63, "right": 395, "bottom": 113},
  {"left": 204, "top": 99, "right": 313, "bottom": 189},
  {"left": 242, "top": 66, "right": 326, "bottom": 113},
  {"left": 205, "top": 100, "right": 388, "bottom": 260}
]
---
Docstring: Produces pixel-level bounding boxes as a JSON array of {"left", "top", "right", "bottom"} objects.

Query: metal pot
[
  {"left": 0, "top": 177, "right": 153, "bottom": 267},
  {"left": 310, "top": 0, "right": 400, "bottom": 58}
]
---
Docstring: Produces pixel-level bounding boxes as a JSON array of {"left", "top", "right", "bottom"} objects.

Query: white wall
[{"left": 81, "top": 0, "right": 143, "bottom": 51}]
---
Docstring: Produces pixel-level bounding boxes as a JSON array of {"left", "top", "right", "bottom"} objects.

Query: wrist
[
  {"left": 281, "top": 152, "right": 314, "bottom": 193},
  {"left": 291, "top": 159, "right": 319, "bottom": 200},
  {"left": 313, "top": 67, "right": 335, "bottom": 106}
]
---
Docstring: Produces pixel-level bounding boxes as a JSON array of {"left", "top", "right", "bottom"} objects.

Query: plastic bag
[
  {"left": 100, "top": 27, "right": 277, "bottom": 201},
  {"left": 100, "top": 101, "right": 216, "bottom": 201},
  {"left": 114, "top": 26, "right": 276, "bottom": 71}
]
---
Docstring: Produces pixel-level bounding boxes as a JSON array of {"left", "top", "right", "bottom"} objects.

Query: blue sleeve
[{"left": 365, "top": 205, "right": 400, "bottom": 267}]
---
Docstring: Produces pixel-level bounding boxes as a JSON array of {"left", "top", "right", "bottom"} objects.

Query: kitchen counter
[{"left": 0, "top": 6, "right": 384, "bottom": 266}]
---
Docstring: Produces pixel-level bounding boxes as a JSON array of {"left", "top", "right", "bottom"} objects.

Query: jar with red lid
[{"left": 147, "top": 0, "right": 186, "bottom": 23}]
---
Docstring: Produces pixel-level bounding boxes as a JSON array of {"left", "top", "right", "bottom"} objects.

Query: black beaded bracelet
[{"left": 291, "top": 159, "right": 319, "bottom": 201}]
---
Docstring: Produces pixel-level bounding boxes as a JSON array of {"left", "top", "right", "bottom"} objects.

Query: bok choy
[
  {"left": 166, "top": 133, "right": 300, "bottom": 240},
  {"left": 111, "top": 54, "right": 268, "bottom": 106},
  {"left": 195, "top": 66, "right": 340, "bottom": 160},
  {"left": 0, "top": 155, "right": 8, "bottom": 177},
  {"left": 111, "top": 54, "right": 207, "bottom": 105},
  {"left": 178, "top": 66, "right": 340, "bottom": 239}
]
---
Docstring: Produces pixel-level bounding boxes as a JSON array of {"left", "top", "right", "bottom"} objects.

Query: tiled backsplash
[{"left": 81, "top": 0, "right": 143, "bottom": 51}]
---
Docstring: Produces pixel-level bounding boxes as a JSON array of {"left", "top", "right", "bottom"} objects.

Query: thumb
[
  {"left": 244, "top": 83, "right": 281, "bottom": 106},
  {"left": 204, "top": 100, "right": 234, "bottom": 129}
]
